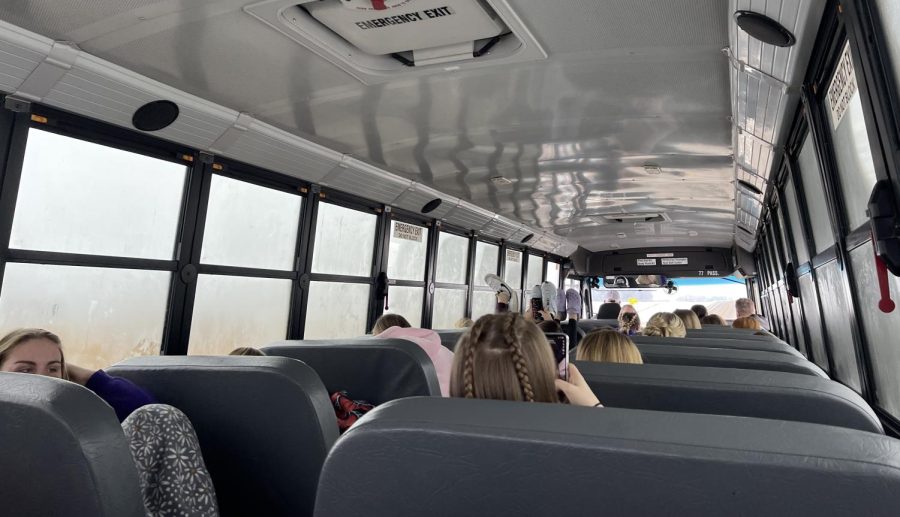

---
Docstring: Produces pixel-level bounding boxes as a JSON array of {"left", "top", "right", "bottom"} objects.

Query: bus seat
[
  {"left": 631, "top": 335, "right": 803, "bottom": 357},
  {"left": 434, "top": 329, "right": 466, "bottom": 351},
  {"left": 264, "top": 338, "right": 441, "bottom": 403},
  {"left": 575, "top": 361, "right": 882, "bottom": 433},
  {"left": 314, "top": 397, "right": 900, "bottom": 517},
  {"left": 687, "top": 328, "right": 785, "bottom": 342},
  {"left": 108, "top": 356, "right": 337, "bottom": 517},
  {"left": 635, "top": 344, "right": 828, "bottom": 377},
  {"left": 577, "top": 319, "right": 618, "bottom": 332},
  {"left": 0, "top": 372, "right": 145, "bottom": 517}
]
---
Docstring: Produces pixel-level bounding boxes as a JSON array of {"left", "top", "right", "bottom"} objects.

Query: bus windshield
[{"left": 590, "top": 276, "right": 747, "bottom": 321}]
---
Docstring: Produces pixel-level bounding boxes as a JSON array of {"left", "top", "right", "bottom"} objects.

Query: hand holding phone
[{"left": 555, "top": 364, "right": 601, "bottom": 407}]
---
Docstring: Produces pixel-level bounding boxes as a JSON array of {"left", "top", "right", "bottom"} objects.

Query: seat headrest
[
  {"left": 575, "top": 361, "right": 882, "bottom": 433},
  {"left": 0, "top": 373, "right": 145, "bottom": 517},
  {"left": 631, "top": 334, "right": 803, "bottom": 357},
  {"left": 108, "top": 356, "right": 337, "bottom": 517},
  {"left": 635, "top": 343, "right": 828, "bottom": 377},
  {"left": 315, "top": 397, "right": 900, "bottom": 517},
  {"left": 433, "top": 329, "right": 466, "bottom": 351},
  {"left": 263, "top": 338, "right": 440, "bottom": 403}
]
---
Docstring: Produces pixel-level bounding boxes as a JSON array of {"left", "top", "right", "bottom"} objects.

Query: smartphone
[
  {"left": 546, "top": 333, "right": 569, "bottom": 381},
  {"left": 530, "top": 297, "right": 544, "bottom": 321}
]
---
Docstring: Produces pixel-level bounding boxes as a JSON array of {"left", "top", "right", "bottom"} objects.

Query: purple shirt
[{"left": 85, "top": 369, "right": 156, "bottom": 422}]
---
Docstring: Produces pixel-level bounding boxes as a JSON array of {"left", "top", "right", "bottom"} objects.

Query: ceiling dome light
[
  {"left": 521, "top": 233, "right": 534, "bottom": 243},
  {"left": 735, "top": 11, "right": 796, "bottom": 47},
  {"left": 421, "top": 198, "right": 442, "bottom": 214},
  {"left": 132, "top": 100, "right": 179, "bottom": 131}
]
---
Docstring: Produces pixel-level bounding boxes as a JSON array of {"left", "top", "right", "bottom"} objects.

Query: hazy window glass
[
  {"left": 504, "top": 249, "right": 523, "bottom": 289},
  {"left": 387, "top": 221, "right": 428, "bottom": 281},
  {"left": 851, "top": 240, "right": 900, "bottom": 417},
  {"left": 435, "top": 232, "right": 469, "bottom": 284},
  {"left": 311, "top": 203, "right": 376, "bottom": 276},
  {"left": 200, "top": 175, "right": 302, "bottom": 270},
  {"left": 9, "top": 129, "right": 185, "bottom": 259},
  {"left": 473, "top": 242, "right": 499, "bottom": 287},
  {"left": 385, "top": 286, "right": 423, "bottom": 327},
  {"left": 546, "top": 261, "right": 561, "bottom": 285},
  {"left": 796, "top": 134, "right": 834, "bottom": 254},
  {"left": 471, "top": 290, "right": 496, "bottom": 319},
  {"left": 0, "top": 263, "right": 169, "bottom": 370},
  {"left": 305, "top": 282, "right": 370, "bottom": 338},
  {"left": 817, "top": 261, "right": 861, "bottom": 393},
  {"left": 432, "top": 288, "right": 466, "bottom": 329},
  {"left": 188, "top": 274, "right": 292, "bottom": 355},
  {"left": 798, "top": 273, "right": 829, "bottom": 372},
  {"left": 784, "top": 178, "right": 810, "bottom": 265},
  {"left": 526, "top": 255, "right": 544, "bottom": 290},
  {"left": 824, "top": 42, "right": 879, "bottom": 231}
]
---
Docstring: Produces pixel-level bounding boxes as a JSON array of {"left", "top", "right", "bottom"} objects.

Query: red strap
[
  {"left": 874, "top": 247, "right": 896, "bottom": 313},
  {"left": 371, "top": 0, "right": 387, "bottom": 10}
]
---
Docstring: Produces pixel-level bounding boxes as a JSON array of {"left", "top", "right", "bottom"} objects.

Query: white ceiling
[{"left": 0, "top": 0, "right": 821, "bottom": 253}]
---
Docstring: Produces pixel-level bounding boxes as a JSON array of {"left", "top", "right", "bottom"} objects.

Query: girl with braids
[
  {"left": 449, "top": 313, "right": 601, "bottom": 406},
  {"left": 618, "top": 311, "right": 641, "bottom": 336}
]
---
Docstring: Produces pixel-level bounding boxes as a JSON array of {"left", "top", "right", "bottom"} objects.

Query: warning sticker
[
  {"left": 355, "top": 6, "right": 455, "bottom": 30},
  {"left": 647, "top": 252, "right": 674, "bottom": 258},
  {"left": 661, "top": 257, "right": 689, "bottom": 266},
  {"left": 506, "top": 250, "right": 521, "bottom": 262},
  {"left": 826, "top": 42, "right": 858, "bottom": 128},
  {"left": 637, "top": 259, "right": 657, "bottom": 266},
  {"left": 394, "top": 222, "right": 423, "bottom": 242}
]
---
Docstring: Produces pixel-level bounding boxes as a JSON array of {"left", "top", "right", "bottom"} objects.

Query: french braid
[
  {"left": 461, "top": 325, "right": 481, "bottom": 399},
  {"left": 504, "top": 315, "right": 536, "bottom": 402}
]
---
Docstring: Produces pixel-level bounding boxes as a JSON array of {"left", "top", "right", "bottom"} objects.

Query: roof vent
[
  {"left": 245, "top": 0, "right": 547, "bottom": 84},
  {"left": 734, "top": 11, "right": 796, "bottom": 47},
  {"left": 599, "top": 212, "right": 668, "bottom": 224}
]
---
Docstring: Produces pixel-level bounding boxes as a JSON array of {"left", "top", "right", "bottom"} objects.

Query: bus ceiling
[{"left": 0, "top": 1, "right": 825, "bottom": 256}]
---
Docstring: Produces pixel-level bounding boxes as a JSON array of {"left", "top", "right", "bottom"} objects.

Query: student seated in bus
[
  {"left": 691, "top": 304, "right": 708, "bottom": 319},
  {"left": 372, "top": 313, "right": 453, "bottom": 397},
  {"left": 735, "top": 298, "right": 771, "bottom": 331},
  {"left": 642, "top": 312, "right": 687, "bottom": 337},
  {"left": 576, "top": 329, "right": 643, "bottom": 364},
  {"left": 450, "top": 313, "right": 601, "bottom": 407},
  {"left": 674, "top": 309, "right": 703, "bottom": 330},
  {"left": 0, "top": 328, "right": 219, "bottom": 515},
  {"left": 537, "top": 319, "right": 564, "bottom": 334},
  {"left": 618, "top": 311, "right": 641, "bottom": 336},
  {"left": 230, "top": 347, "right": 265, "bottom": 356},
  {"left": 596, "top": 295, "right": 622, "bottom": 319},
  {"left": 701, "top": 314, "right": 727, "bottom": 326},
  {"left": 732, "top": 316, "right": 762, "bottom": 331},
  {"left": 0, "top": 328, "right": 156, "bottom": 422}
]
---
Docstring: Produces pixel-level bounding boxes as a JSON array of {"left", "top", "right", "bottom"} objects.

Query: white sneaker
[
  {"left": 485, "top": 274, "right": 519, "bottom": 313},
  {"left": 541, "top": 282, "right": 558, "bottom": 316}
]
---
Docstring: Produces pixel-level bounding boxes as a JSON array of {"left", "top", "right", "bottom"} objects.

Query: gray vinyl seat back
[
  {"left": 687, "top": 328, "right": 784, "bottom": 341},
  {"left": 434, "top": 329, "right": 466, "bottom": 351},
  {"left": 575, "top": 361, "right": 881, "bottom": 433},
  {"left": 314, "top": 397, "right": 900, "bottom": 517},
  {"left": 0, "top": 372, "right": 145, "bottom": 517},
  {"left": 263, "top": 338, "right": 440, "bottom": 403},
  {"left": 108, "top": 356, "right": 338, "bottom": 517},
  {"left": 577, "top": 318, "right": 618, "bottom": 332},
  {"left": 635, "top": 343, "right": 828, "bottom": 377},
  {"left": 632, "top": 334, "right": 803, "bottom": 357}
]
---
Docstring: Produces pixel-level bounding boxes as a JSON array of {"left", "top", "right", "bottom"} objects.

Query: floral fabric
[{"left": 122, "top": 404, "right": 219, "bottom": 517}]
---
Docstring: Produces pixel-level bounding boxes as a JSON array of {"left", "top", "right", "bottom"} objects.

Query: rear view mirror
[{"left": 602, "top": 275, "right": 669, "bottom": 289}]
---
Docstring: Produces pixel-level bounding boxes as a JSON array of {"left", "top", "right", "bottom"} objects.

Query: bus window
[
  {"left": 783, "top": 176, "right": 810, "bottom": 265},
  {"left": 525, "top": 254, "right": 544, "bottom": 291},
  {"left": 188, "top": 275, "right": 292, "bottom": 354},
  {"left": 850, "top": 240, "right": 900, "bottom": 418},
  {"left": 546, "top": 261, "right": 560, "bottom": 285},
  {"left": 305, "top": 282, "right": 370, "bottom": 339},
  {"left": 822, "top": 42, "right": 879, "bottom": 231},
  {"left": 432, "top": 288, "right": 467, "bottom": 329},
  {"left": 796, "top": 133, "right": 835, "bottom": 255},
  {"left": 10, "top": 129, "right": 185, "bottom": 259},
  {"left": 385, "top": 220, "right": 429, "bottom": 326},
  {"left": 798, "top": 274, "right": 830, "bottom": 372},
  {"left": 816, "top": 261, "right": 861, "bottom": 393},
  {"left": 473, "top": 241, "right": 499, "bottom": 287},
  {"left": 590, "top": 277, "right": 746, "bottom": 323},
  {"left": 0, "top": 263, "right": 169, "bottom": 369},
  {"left": 432, "top": 231, "right": 469, "bottom": 329}
]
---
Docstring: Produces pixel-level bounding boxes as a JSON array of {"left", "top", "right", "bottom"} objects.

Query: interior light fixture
[{"left": 735, "top": 11, "right": 796, "bottom": 47}]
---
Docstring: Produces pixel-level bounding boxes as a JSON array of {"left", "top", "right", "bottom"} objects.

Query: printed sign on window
[
  {"left": 394, "top": 222, "right": 423, "bottom": 242},
  {"left": 826, "top": 42, "right": 858, "bottom": 129},
  {"left": 506, "top": 250, "right": 521, "bottom": 262}
]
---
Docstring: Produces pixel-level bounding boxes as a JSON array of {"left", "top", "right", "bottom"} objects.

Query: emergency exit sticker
[
  {"left": 506, "top": 250, "right": 520, "bottom": 262},
  {"left": 826, "top": 42, "right": 857, "bottom": 128},
  {"left": 636, "top": 259, "right": 657, "bottom": 266},
  {"left": 394, "top": 222, "right": 423, "bottom": 242},
  {"left": 355, "top": 6, "right": 455, "bottom": 30}
]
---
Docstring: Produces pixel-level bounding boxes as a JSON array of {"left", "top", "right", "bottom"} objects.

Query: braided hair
[{"left": 449, "top": 313, "right": 559, "bottom": 403}]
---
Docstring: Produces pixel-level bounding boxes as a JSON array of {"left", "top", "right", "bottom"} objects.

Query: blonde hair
[
  {"left": 732, "top": 316, "right": 762, "bottom": 330},
  {"left": 674, "top": 309, "right": 702, "bottom": 330},
  {"left": 450, "top": 313, "right": 559, "bottom": 403},
  {"left": 230, "top": 347, "right": 265, "bottom": 356},
  {"left": 454, "top": 318, "right": 474, "bottom": 329},
  {"left": 642, "top": 312, "right": 687, "bottom": 338},
  {"left": 372, "top": 313, "right": 411, "bottom": 335},
  {"left": 618, "top": 311, "right": 641, "bottom": 334},
  {"left": 576, "top": 330, "right": 642, "bottom": 364},
  {"left": 0, "top": 328, "right": 67, "bottom": 379}
]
